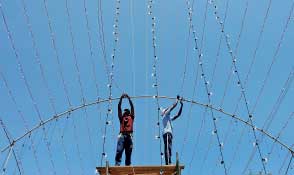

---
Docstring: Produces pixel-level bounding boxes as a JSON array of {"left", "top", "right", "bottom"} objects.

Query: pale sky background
[{"left": 0, "top": 0, "right": 294, "bottom": 174}]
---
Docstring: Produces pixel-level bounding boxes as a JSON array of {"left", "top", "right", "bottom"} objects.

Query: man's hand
[
  {"left": 121, "top": 93, "right": 127, "bottom": 98},
  {"left": 177, "top": 95, "right": 184, "bottom": 103},
  {"left": 121, "top": 93, "right": 130, "bottom": 99}
]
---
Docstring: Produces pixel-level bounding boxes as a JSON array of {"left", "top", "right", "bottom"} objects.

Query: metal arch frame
[{"left": 1, "top": 95, "right": 293, "bottom": 155}]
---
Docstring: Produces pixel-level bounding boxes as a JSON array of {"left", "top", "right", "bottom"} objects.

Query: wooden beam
[{"left": 96, "top": 165, "right": 184, "bottom": 175}]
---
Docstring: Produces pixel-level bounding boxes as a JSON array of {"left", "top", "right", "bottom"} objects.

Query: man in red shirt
[{"left": 115, "top": 93, "right": 135, "bottom": 166}]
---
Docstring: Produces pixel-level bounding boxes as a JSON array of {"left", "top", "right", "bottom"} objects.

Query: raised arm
[
  {"left": 126, "top": 95, "right": 134, "bottom": 117},
  {"left": 169, "top": 95, "right": 181, "bottom": 112},
  {"left": 118, "top": 94, "right": 124, "bottom": 119},
  {"left": 169, "top": 100, "right": 178, "bottom": 112},
  {"left": 171, "top": 101, "right": 183, "bottom": 121}
]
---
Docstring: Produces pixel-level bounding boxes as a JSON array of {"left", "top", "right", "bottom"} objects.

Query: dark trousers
[
  {"left": 115, "top": 133, "right": 133, "bottom": 166},
  {"left": 163, "top": 132, "right": 173, "bottom": 165}
]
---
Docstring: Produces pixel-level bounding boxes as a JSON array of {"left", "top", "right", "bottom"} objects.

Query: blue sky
[{"left": 0, "top": 0, "right": 294, "bottom": 174}]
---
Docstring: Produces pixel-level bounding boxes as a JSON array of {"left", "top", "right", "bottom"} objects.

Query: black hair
[{"left": 123, "top": 108, "right": 130, "bottom": 115}]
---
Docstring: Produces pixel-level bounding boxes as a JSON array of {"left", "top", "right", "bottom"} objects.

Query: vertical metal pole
[
  {"left": 167, "top": 134, "right": 169, "bottom": 165},
  {"left": 106, "top": 161, "right": 109, "bottom": 175},
  {"left": 176, "top": 152, "right": 181, "bottom": 175}
]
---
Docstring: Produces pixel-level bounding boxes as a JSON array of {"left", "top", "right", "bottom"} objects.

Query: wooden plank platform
[{"left": 96, "top": 165, "right": 184, "bottom": 175}]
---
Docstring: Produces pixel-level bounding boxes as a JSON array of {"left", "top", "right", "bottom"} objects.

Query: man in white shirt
[{"left": 161, "top": 96, "right": 183, "bottom": 165}]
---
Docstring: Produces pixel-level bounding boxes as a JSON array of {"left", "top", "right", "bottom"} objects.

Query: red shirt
[{"left": 119, "top": 114, "right": 134, "bottom": 133}]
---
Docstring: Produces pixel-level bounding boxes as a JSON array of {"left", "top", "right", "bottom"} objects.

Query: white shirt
[{"left": 162, "top": 108, "right": 173, "bottom": 134}]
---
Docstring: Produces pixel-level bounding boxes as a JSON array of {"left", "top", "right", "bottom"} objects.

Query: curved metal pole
[
  {"left": 1, "top": 95, "right": 293, "bottom": 156},
  {"left": 1, "top": 145, "right": 13, "bottom": 175}
]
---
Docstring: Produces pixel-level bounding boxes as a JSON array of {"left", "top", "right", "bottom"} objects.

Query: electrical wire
[
  {"left": 179, "top": 0, "right": 201, "bottom": 159},
  {"left": 82, "top": 0, "right": 103, "bottom": 166},
  {"left": 1, "top": 2, "right": 56, "bottom": 173},
  {"left": 223, "top": 0, "right": 273, "bottom": 171},
  {"left": 65, "top": 0, "right": 95, "bottom": 164},
  {"left": 278, "top": 145, "right": 294, "bottom": 174},
  {"left": 101, "top": 0, "right": 121, "bottom": 165},
  {"left": 20, "top": 0, "right": 72, "bottom": 173},
  {"left": 42, "top": 0, "right": 87, "bottom": 173},
  {"left": 242, "top": 3, "right": 294, "bottom": 173},
  {"left": 187, "top": 108, "right": 208, "bottom": 175},
  {"left": 251, "top": 1, "right": 294, "bottom": 114},
  {"left": 211, "top": 0, "right": 230, "bottom": 84},
  {"left": 97, "top": 0, "right": 109, "bottom": 76},
  {"left": 267, "top": 112, "right": 294, "bottom": 160},
  {"left": 285, "top": 154, "right": 294, "bottom": 175},
  {"left": 186, "top": 1, "right": 228, "bottom": 173},
  {"left": 209, "top": 0, "right": 271, "bottom": 173},
  {"left": 0, "top": 69, "right": 42, "bottom": 174},
  {"left": 243, "top": 67, "right": 294, "bottom": 173},
  {"left": 147, "top": 0, "right": 163, "bottom": 165}
]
